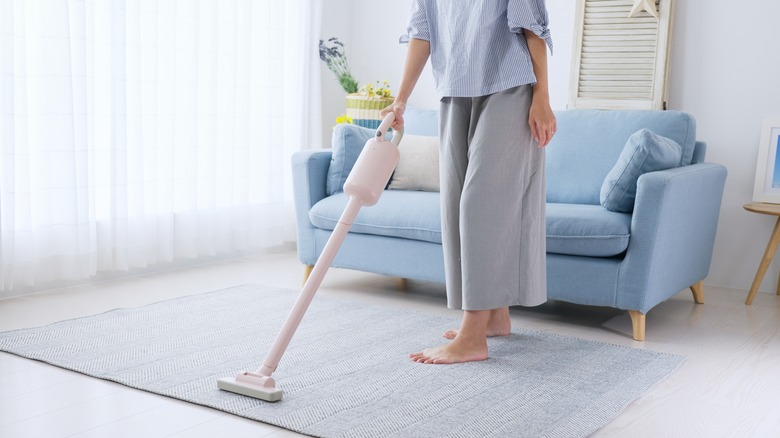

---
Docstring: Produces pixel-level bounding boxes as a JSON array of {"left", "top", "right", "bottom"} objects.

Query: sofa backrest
[
  {"left": 546, "top": 109, "right": 697, "bottom": 205},
  {"left": 403, "top": 107, "right": 439, "bottom": 137},
  {"left": 330, "top": 108, "right": 699, "bottom": 205}
]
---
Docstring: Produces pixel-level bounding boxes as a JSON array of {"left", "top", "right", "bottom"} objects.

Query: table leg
[
  {"left": 746, "top": 217, "right": 780, "bottom": 305},
  {"left": 777, "top": 268, "right": 780, "bottom": 296}
]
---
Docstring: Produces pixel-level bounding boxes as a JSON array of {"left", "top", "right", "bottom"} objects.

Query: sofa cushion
[
  {"left": 310, "top": 191, "right": 442, "bottom": 244},
  {"left": 546, "top": 109, "right": 696, "bottom": 205},
  {"left": 600, "top": 129, "right": 682, "bottom": 213},
  {"left": 387, "top": 134, "right": 440, "bottom": 191},
  {"left": 326, "top": 108, "right": 440, "bottom": 196},
  {"left": 546, "top": 203, "right": 632, "bottom": 257},
  {"left": 326, "top": 123, "right": 376, "bottom": 196},
  {"left": 312, "top": 195, "right": 630, "bottom": 258}
]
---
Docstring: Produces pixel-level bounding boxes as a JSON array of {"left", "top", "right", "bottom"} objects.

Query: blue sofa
[{"left": 292, "top": 109, "right": 727, "bottom": 341}]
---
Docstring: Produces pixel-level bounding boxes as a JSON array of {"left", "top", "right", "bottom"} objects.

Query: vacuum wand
[
  {"left": 217, "top": 113, "right": 402, "bottom": 402},
  {"left": 257, "top": 197, "right": 361, "bottom": 376}
]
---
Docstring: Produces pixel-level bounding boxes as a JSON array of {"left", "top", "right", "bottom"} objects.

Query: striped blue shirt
[{"left": 401, "top": 0, "right": 552, "bottom": 99}]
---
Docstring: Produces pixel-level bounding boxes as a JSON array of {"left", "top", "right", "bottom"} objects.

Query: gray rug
[{"left": 0, "top": 284, "right": 683, "bottom": 437}]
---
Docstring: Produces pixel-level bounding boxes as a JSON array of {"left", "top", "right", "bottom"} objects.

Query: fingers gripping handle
[
  {"left": 376, "top": 112, "right": 394, "bottom": 138},
  {"left": 376, "top": 112, "right": 404, "bottom": 146}
]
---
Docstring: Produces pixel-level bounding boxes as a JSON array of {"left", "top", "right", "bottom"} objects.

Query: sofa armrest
[
  {"left": 291, "top": 149, "right": 332, "bottom": 264},
  {"left": 617, "top": 163, "right": 728, "bottom": 312}
]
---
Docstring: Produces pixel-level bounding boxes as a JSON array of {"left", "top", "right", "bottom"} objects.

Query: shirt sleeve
[
  {"left": 507, "top": 0, "right": 553, "bottom": 54},
  {"left": 399, "top": 0, "right": 430, "bottom": 44}
]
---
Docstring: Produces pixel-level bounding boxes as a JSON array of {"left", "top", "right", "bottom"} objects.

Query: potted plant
[{"left": 319, "top": 37, "right": 393, "bottom": 129}]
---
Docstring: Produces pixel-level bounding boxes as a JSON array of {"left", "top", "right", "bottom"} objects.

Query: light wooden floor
[{"left": 1, "top": 250, "right": 779, "bottom": 437}]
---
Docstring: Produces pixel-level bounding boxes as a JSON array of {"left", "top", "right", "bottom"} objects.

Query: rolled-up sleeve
[
  {"left": 507, "top": 0, "right": 553, "bottom": 54},
  {"left": 399, "top": 0, "right": 430, "bottom": 44}
]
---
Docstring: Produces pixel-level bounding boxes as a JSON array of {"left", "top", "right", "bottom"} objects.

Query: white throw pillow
[{"left": 387, "top": 134, "right": 440, "bottom": 191}]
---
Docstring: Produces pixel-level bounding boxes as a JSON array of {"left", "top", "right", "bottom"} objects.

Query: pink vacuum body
[{"left": 217, "top": 113, "right": 402, "bottom": 402}]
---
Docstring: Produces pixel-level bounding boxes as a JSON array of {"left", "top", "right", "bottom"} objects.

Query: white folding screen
[{"left": 569, "top": 0, "right": 676, "bottom": 110}]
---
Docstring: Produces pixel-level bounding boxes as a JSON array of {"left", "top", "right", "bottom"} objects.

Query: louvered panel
[
  {"left": 581, "top": 52, "right": 655, "bottom": 59},
  {"left": 581, "top": 56, "right": 654, "bottom": 63},
  {"left": 580, "top": 93, "right": 652, "bottom": 99},
  {"left": 584, "top": 10, "right": 656, "bottom": 18},
  {"left": 579, "top": 89, "right": 651, "bottom": 95},
  {"left": 581, "top": 75, "right": 654, "bottom": 81},
  {"left": 582, "top": 35, "right": 657, "bottom": 41},
  {"left": 585, "top": 8, "right": 652, "bottom": 14},
  {"left": 584, "top": 40, "right": 657, "bottom": 47},
  {"left": 581, "top": 59, "right": 654, "bottom": 66},
  {"left": 581, "top": 68, "right": 655, "bottom": 74},
  {"left": 582, "top": 71, "right": 654, "bottom": 78},
  {"left": 583, "top": 29, "right": 657, "bottom": 36},
  {"left": 582, "top": 46, "right": 656, "bottom": 53},
  {"left": 580, "top": 85, "right": 652, "bottom": 93},
  {"left": 569, "top": 0, "right": 675, "bottom": 110},
  {"left": 588, "top": 0, "right": 633, "bottom": 4},
  {"left": 581, "top": 81, "right": 653, "bottom": 88},
  {"left": 584, "top": 23, "right": 659, "bottom": 30}
]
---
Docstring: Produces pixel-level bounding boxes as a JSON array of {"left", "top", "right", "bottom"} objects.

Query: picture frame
[{"left": 753, "top": 116, "right": 780, "bottom": 204}]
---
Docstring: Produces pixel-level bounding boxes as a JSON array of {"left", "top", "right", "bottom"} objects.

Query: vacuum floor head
[{"left": 217, "top": 376, "right": 284, "bottom": 402}]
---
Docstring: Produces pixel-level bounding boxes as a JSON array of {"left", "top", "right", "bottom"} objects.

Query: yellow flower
[
  {"left": 336, "top": 114, "right": 354, "bottom": 124},
  {"left": 358, "top": 80, "right": 392, "bottom": 99}
]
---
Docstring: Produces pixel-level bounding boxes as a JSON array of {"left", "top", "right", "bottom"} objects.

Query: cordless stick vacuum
[{"left": 217, "top": 113, "right": 403, "bottom": 402}]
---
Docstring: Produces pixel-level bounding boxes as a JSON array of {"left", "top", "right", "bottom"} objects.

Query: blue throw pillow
[
  {"left": 600, "top": 129, "right": 682, "bottom": 213},
  {"left": 326, "top": 123, "right": 376, "bottom": 195}
]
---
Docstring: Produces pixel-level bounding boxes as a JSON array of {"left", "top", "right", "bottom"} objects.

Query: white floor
[{"left": 0, "top": 250, "right": 779, "bottom": 438}]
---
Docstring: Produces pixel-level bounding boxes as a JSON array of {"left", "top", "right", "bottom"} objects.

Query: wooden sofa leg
[
  {"left": 690, "top": 280, "right": 704, "bottom": 304},
  {"left": 628, "top": 310, "right": 646, "bottom": 341},
  {"left": 302, "top": 265, "right": 314, "bottom": 286}
]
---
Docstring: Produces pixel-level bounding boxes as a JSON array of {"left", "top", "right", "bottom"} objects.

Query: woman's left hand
[{"left": 528, "top": 98, "right": 556, "bottom": 148}]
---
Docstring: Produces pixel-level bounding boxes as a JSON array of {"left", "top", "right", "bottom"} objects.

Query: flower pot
[{"left": 345, "top": 94, "right": 394, "bottom": 129}]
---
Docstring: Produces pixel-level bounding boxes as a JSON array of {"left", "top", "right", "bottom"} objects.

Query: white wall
[
  {"left": 320, "top": 0, "right": 354, "bottom": 149},
  {"left": 320, "top": 0, "right": 780, "bottom": 295},
  {"left": 669, "top": 0, "right": 780, "bottom": 294}
]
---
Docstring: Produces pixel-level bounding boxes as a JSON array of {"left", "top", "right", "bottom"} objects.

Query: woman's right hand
[
  {"left": 381, "top": 38, "right": 430, "bottom": 132},
  {"left": 380, "top": 101, "right": 406, "bottom": 131}
]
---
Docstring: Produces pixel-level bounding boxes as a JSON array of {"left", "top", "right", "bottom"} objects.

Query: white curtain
[{"left": 0, "top": 0, "right": 322, "bottom": 296}]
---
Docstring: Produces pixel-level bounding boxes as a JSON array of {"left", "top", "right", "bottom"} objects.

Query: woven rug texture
[{"left": 0, "top": 284, "right": 684, "bottom": 438}]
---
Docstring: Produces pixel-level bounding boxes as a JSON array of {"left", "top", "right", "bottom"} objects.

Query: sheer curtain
[{"left": 0, "top": 0, "right": 322, "bottom": 296}]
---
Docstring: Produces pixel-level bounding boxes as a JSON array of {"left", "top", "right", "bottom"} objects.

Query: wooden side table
[{"left": 743, "top": 202, "right": 780, "bottom": 304}]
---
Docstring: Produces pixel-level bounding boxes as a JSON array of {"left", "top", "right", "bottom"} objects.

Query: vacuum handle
[{"left": 376, "top": 112, "right": 404, "bottom": 147}]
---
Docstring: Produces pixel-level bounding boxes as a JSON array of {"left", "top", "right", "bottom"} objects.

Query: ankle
[{"left": 453, "top": 329, "right": 489, "bottom": 345}]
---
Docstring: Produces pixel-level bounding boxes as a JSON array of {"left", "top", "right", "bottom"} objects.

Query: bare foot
[
  {"left": 442, "top": 327, "right": 510, "bottom": 339},
  {"left": 409, "top": 338, "right": 488, "bottom": 364},
  {"left": 443, "top": 307, "right": 511, "bottom": 339}
]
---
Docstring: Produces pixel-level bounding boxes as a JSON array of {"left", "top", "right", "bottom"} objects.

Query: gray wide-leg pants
[{"left": 439, "top": 85, "right": 547, "bottom": 310}]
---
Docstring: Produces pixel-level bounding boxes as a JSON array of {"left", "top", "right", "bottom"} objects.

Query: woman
[{"left": 381, "top": 0, "right": 556, "bottom": 364}]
